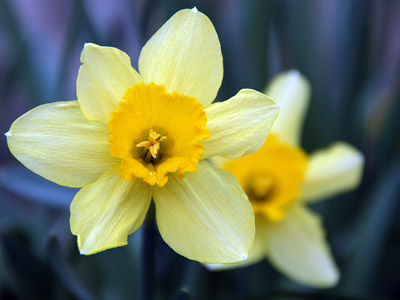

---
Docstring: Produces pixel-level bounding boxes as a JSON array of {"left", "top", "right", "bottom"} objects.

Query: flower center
[
  {"left": 246, "top": 174, "right": 276, "bottom": 202},
  {"left": 108, "top": 82, "right": 209, "bottom": 187},
  {"left": 136, "top": 129, "right": 167, "bottom": 163},
  {"left": 223, "top": 134, "right": 308, "bottom": 222}
]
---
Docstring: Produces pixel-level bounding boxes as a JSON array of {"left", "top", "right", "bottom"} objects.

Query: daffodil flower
[
  {"left": 207, "top": 70, "right": 364, "bottom": 286},
  {"left": 5, "top": 8, "right": 279, "bottom": 264}
]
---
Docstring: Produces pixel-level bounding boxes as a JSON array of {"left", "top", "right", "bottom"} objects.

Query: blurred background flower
[
  {"left": 0, "top": 0, "right": 399, "bottom": 299},
  {"left": 207, "top": 70, "right": 364, "bottom": 289}
]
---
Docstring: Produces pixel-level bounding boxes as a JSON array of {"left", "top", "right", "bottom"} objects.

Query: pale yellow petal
[
  {"left": 153, "top": 160, "right": 255, "bottom": 264},
  {"left": 208, "top": 156, "right": 228, "bottom": 169},
  {"left": 266, "top": 205, "right": 339, "bottom": 287},
  {"left": 264, "top": 69, "right": 310, "bottom": 146},
  {"left": 138, "top": 8, "right": 223, "bottom": 107},
  {"left": 6, "top": 101, "right": 119, "bottom": 188},
  {"left": 70, "top": 167, "right": 152, "bottom": 255},
  {"left": 77, "top": 43, "right": 142, "bottom": 123},
  {"left": 205, "top": 215, "right": 268, "bottom": 271},
  {"left": 302, "top": 142, "right": 364, "bottom": 203},
  {"left": 201, "top": 89, "right": 279, "bottom": 159}
]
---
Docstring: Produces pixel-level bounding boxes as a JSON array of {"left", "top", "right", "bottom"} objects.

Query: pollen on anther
[{"left": 136, "top": 129, "right": 167, "bottom": 159}]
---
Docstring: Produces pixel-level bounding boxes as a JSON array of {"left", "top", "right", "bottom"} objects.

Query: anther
[{"left": 136, "top": 129, "right": 167, "bottom": 159}]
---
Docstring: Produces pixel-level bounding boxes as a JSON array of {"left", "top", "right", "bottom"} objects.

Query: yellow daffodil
[
  {"left": 5, "top": 8, "right": 279, "bottom": 264},
  {"left": 207, "top": 70, "right": 364, "bottom": 286}
]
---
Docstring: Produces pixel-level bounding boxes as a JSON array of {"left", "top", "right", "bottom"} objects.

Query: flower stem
[{"left": 141, "top": 200, "right": 156, "bottom": 300}]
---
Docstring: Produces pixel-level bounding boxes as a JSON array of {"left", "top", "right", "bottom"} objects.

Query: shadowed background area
[{"left": 0, "top": 0, "right": 399, "bottom": 299}]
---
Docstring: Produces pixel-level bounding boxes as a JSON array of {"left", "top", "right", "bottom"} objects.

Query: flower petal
[
  {"left": 205, "top": 215, "right": 268, "bottom": 271},
  {"left": 6, "top": 101, "right": 119, "bottom": 188},
  {"left": 201, "top": 89, "right": 279, "bottom": 159},
  {"left": 302, "top": 142, "right": 364, "bottom": 203},
  {"left": 77, "top": 43, "right": 142, "bottom": 123},
  {"left": 70, "top": 167, "right": 152, "bottom": 255},
  {"left": 266, "top": 205, "right": 339, "bottom": 287},
  {"left": 264, "top": 69, "right": 310, "bottom": 146},
  {"left": 153, "top": 160, "right": 255, "bottom": 263},
  {"left": 138, "top": 8, "right": 223, "bottom": 107}
]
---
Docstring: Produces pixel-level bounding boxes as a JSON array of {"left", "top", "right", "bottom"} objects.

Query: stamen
[{"left": 136, "top": 129, "right": 167, "bottom": 159}]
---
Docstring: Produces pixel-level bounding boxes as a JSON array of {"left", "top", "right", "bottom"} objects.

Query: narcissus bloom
[
  {"left": 208, "top": 70, "right": 364, "bottom": 286},
  {"left": 6, "top": 8, "right": 279, "bottom": 263}
]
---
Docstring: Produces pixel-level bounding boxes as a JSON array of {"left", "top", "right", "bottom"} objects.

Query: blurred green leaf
[
  {"left": 0, "top": 232, "right": 53, "bottom": 299},
  {"left": 172, "top": 288, "right": 191, "bottom": 300},
  {"left": 339, "top": 155, "right": 400, "bottom": 293},
  {"left": 0, "top": 163, "right": 77, "bottom": 209},
  {"left": 46, "top": 235, "right": 95, "bottom": 300}
]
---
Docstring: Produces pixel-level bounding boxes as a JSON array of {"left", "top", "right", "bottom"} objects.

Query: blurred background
[{"left": 0, "top": 0, "right": 399, "bottom": 299}]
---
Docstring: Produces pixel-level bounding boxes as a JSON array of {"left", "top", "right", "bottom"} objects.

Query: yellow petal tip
[
  {"left": 4, "top": 131, "right": 10, "bottom": 137},
  {"left": 316, "top": 269, "right": 340, "bottom": 288},
  {"left": 83, "top": 42, "right": 93, "bottom": 48},
  {"left": 288, "top": 68, "right": 300, "bottom": 76},
  {"left": 192, "top": 6, "right": 199, "bottom": 12}
]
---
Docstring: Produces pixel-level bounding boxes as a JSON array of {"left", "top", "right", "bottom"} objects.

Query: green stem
[{"left": 140, "top": 201, "right": 156, "bottom": 300}]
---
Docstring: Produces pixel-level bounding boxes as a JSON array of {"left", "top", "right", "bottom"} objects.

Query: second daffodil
[
  {"left": 207, "top": 70, "right": 364, "bottom": 287},
  {"left": 5, "top": 8, "right": 279, "bottom": 263}
]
